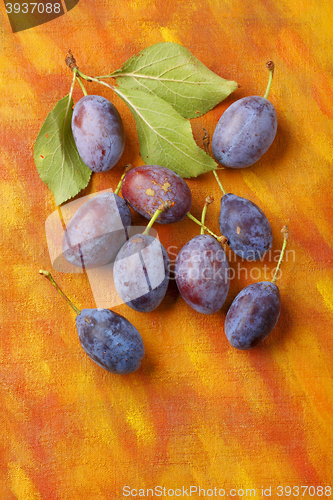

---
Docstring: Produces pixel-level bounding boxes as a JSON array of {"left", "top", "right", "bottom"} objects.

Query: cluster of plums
[{"left": 41, "top": 62, "right": 287, "bottom": 375}]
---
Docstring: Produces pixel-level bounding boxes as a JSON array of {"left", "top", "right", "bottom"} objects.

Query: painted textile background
[{"left": 1, "top": 0, "right": 333, "bottom": 498}]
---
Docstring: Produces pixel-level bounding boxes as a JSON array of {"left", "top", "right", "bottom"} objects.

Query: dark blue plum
[
  {"left": 114, "top": 234, "right": 170, "bottom": 312},
  {"left": 62, "top": 192, "right": 131, "bottom": 269},
  {"left": 225, "top": 282, "right": 281, "bottom": 350},
  {"left": 211, "top": 96, "right": 277, "bottom": 168},
  {"left": 76, "top": 308, "right": 145, "bottom": 373},
  {"left": 219, "top": 193, "right": 273, "bottom": 261},
  {"left": 72, "top": 95, "right": 125, "bottom": 172},
  {"left": 175, "top": 235, "right": 230, "bottom": 314}
]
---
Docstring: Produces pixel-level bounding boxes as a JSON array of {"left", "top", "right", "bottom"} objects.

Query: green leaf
[
  {"left": 110, "top": 42, "right": 238, "bottom": 119},
  {"left": 114, "top": 87, "right": 217, "bottom": 178},
  {"left": 34, "top": 95, "right": 92, "bottom": 206}
]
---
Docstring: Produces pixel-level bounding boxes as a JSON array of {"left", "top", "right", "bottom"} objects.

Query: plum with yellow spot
[
  {"left": 219, "top": 193, "right": 273, "bottom": 261},
  {"left": 121, "top": 165, "right": 192, "bottom": 223},
  {"left": 203, "top": 130, "right": 273, "bottom": 262}
]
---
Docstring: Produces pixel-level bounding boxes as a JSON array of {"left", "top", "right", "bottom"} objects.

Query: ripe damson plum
[
  {"left": 39, "top": 271, "right": 145, "bottom": 374},
  {"left": 211, "top": 96, "right": 277, "bottom": 168},
  {"left": 175, "top": 234, "right": 230, "bottom": 314},
  {"left": 114, "top": 234, "right": 170, "bottom": 312},
  {"left": 211, "top": 62, "right": 277, "bottom": 168},
  {"left": 72, "top": 95, "right": 125, "bottom": 172},
  {"left": 219, "top": 193, "right": 273, "bottom": 261},
  {"left": 224, "top": 226, "right": 288, "bottom": 350},
  {"left": 76, "top": 308, "right": 145, "bottom": 373},
  {"left": 62, "top": 192, "right": 131, "bottom": 269},
  {"left": 121, "top": 165, "right": 192, "bottom": 224},
  {"left": 225, "top": 282, "right": 280, "bottom": 350}
]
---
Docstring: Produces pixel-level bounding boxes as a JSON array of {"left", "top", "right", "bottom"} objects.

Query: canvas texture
[{"left": 0, "top": 0, "right": 332, "bottom": 498}]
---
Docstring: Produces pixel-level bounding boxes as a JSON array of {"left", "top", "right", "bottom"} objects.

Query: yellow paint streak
[
  {"left": 226, "top": 348, "right": 275, "bottom": 417},
  {"left": 272, "top": 329, "right": 333, "bottom": 478},
  {"left": 57, "top": 372, "right": 119, "bottom": 446},
  {"left": 300, "top": 190, "right": 333, "bottom": 248},
  {"left": 65, "top": 370, "right": 95, "bottom": 399},
  {"left": 160, "top": 27, "right": 182, "bottom": 44},
  {"left": 145, "top": 188, "right": 155, "bottom": 196},
  {"left": 0, "top": 182, "right": 29, "bottom": 233},
  {"left": 0, "top": 55, "right": 36, "bottom": 122},
  {"left": 9, "top": 464, "right": 42, "bottom": 500},
  {"left": 126, "top": 406, "right": 156, "bottom": 444},
  {"left": 17, "top": 32, "right": 63, "bottom": 74},
  {"left": 78, "top": 401, "right": 118, "bottom": 448},
  {"left": 184, "top": 330, "right": 275, "bottom": 415},
  {"left": 127, "top": 0, "right": 151, "bottom": 9},
  {"left": 242, "top": 170, "right": 284, "bottom": 219},
  {"left": 317, "top": 276, "right": 333, "bottom": 314},
  {"left": 184, "top": 336, "right": 219, "bottom": 392},
  {"left": 5, "top": 321, "right": 53, "bottom": 399},
  {"left": 194, "top": 422, "right": 289, "bottom": 488},
  {"left": 24, "top": 358, "right": 52, "bottom": 396}
]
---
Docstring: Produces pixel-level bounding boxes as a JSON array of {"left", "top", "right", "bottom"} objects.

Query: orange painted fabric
[{"left": 1, "top": 1, "right": 333, "bottom": 498}]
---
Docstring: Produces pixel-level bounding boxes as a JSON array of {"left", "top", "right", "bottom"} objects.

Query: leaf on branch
[
  {"left": 114, "top": 87, "right": 217, "bottom": 178},
  {"left": 34, "top": 95, "right": 92, "bottom": 206},
  {"left": 111, "top": 42, "right": 238, "bottom": 119}
]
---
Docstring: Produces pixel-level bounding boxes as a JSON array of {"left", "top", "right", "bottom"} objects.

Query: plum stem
[
  {"left": 187, "top": 212, "right": 227, "bottom": 244},
  {"left": 201, "top": 196, "right": 214, "bottom": 235},
  {"left": 76, "top": 69, "right": 116, "bottom": 92},
  {"left": 114, "top": 164, "right": 131, "bottom": 195},
  {"left": 76, "top": 76, "right": 88, "bottom": 96},
  {"left": 203, "top": 128, "right": 210, "bottom": 154},
  {"left": 264, "top": 61, "right": 275, "bottom": 100},
  {"left": 65, "top": 49, "right": 78, "bottom": 71},
  {"left": 202, "top": 129, "right": 227, "bottom": 196},
  {"left": 65, "top": 51, "right": 113, "bottom": 91},
  {"left": 68, "top": 66, "right": 78, "bottom": 103},
  {"left": 271, "top": 225, "right": 289, "bottom": 284},
  {"left": 142, "top": 201, "right": 174, "bottom": 236},
  {"left": 213, "top": 171, "right": 226, "bottom": 195},
  {"left": 65, "top": 49, "right": 88, "bottom": 99},
  {"left": 39, "top": 270, "right": 81, "bottom": 315}
]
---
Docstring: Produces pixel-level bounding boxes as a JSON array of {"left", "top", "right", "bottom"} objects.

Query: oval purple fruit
[
  {"left": 114, "top": 234, "right": 170, "bottom": 312},
  {"left": 225, "top": 282, "right": 281, "bottom": 350},
  {"left": 62, "top": 192, "right": 131, "bottom": 269},
  {"left": 212, "top": 96, "right": 277, "bottom": 168},
  {"left": 175, "top": 234, "right": 230, "bottom": 314},
  {"left": 72, "top": 95, "right": 125, "bottom": 172},
  {"left": 121, "top": 165, "right": 192, "bottom": 224},
  {"left": 76, "top": 308, "right": 145, "bottom": 373},
  {"left": 219, "top": 193, "right": 273, "bottom": 261}
]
